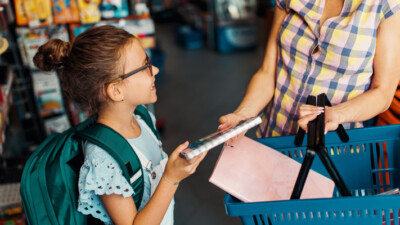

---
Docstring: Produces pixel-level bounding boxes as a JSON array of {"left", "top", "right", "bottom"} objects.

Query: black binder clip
[{"left": 290, "top": 93, "right": 352, "bottom": 199}]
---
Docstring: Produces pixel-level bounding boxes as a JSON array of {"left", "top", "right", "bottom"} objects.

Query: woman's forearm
[
  {"left": 235, "top": 69, "right": 275, "bottom": 117},
  {"left": 333, "top": 86, "right": 395, "bottom": 124}
]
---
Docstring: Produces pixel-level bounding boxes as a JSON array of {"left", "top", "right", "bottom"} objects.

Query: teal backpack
[{"left": 20, "top": 105, "right": 160, "bottom": 225}]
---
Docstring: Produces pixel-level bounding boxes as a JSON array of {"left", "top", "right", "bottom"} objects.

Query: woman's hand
[
  {"left": 163, "top": 142, "right": 206, "bottom": 184},
  {"left": 218, "top": 112, "right": 248, "bottom": 142},
  {"left": 298, "top": 104, "right": 341, "bottom": 134}
]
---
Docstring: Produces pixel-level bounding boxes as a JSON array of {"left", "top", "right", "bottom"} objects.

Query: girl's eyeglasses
[{"left": 120, "top": 55, "right": 153, "bottom": 79}]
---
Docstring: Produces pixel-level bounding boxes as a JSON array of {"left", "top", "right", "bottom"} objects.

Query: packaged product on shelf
[
  {"left": 15, "top": 27, "right": 47, "bottom": 69},
  {"left": 43, "top": 114, "right": 71, "bottom": 135},
  {"left": 122, "top": 17, "right": 155, "bottom": 35},
  {"left": 129, "top": 0, "right": 149, "bottom": 16},
  {"left": 66, "top": 98, "right": 89, "bottom": 126},
  {"left": 213, "top": 0, "right": 258, "bottom": 53},
  {"left": 121, "top": 18, "right": 156, "bottom": 49},
  {"left": 0, "top": 65, "right": 14, "bottom": 104},
  {"left": 77, "top": 0, "right": 101, "bottom": 23},
  {"left": 31, "top": 71, "right": 65, "bottom": 118},
  {"left": 215, "top": 0, "right": 257, "bottom": 21},
  {"left": 0, "top": 65, "right": 14, "bottom": 147},
  {"left": 52, "top": 0, "right": 80, "bottom": 24},
  {"left": 14, "top": 0, "right": 28, "bottom": 26},
  {"left": 100, "top": 0, "right": 129, "bottom": 19},
  {"left": 23, "top": 0, "right": 53, "bottom": 27},
  {"left": 135, "top": 34, "right": 155, "bottom": 49}
]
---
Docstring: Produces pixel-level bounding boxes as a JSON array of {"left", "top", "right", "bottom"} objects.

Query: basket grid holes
[
  {"left": 282, "top": 144, "right": 370, "bottom": 159},
  {"left": 282, "top": 141, "right": 394, "bottom": 197},
  {"left": 265, "top": 209, "right": 400, "bottom": 222}
]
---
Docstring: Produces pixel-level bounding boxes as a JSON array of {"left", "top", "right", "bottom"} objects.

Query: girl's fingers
[
  {"left": 171, "top": 141, "right": 189, "bottom": 158},
  {"left": 188, "top": 152, "right": 206, "bottom": 165}
]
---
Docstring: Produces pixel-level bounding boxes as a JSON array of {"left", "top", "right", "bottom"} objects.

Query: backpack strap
[
  {"left": 76, "top": 124, "right": 144, "bottom": 209},
  {"left": 76, "top": 105, "right": 161, "bottom": 209}
]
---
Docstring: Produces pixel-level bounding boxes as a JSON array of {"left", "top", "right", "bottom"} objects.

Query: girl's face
[{"left": 120, "top": 39, "right": 159, "bottom": 106}]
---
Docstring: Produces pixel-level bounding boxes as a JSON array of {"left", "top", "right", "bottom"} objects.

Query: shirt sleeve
[
  {"left": 77, "top": 142, "right": 135, "bottom": 223},
  {"left": 276, "top": 0, "right": 288, "bottom": 11},
  {"left": 381, "top": 0, "right": 400, "bottom": 21}
]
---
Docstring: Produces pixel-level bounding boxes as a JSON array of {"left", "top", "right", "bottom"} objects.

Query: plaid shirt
[{"left": 258, "top": 0, "right": 400, "bottom": 137}]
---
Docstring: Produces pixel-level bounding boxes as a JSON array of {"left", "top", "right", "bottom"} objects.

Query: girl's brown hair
[{"left": 33, "top": 25, "right": 135, "bottom": 116}]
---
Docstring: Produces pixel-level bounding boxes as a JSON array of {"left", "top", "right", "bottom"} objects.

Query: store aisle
[{"left": 153, "top": 20, "right": 268, "bottom": 225}]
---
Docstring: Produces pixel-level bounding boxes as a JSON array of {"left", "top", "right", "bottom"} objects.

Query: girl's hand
[
  {"left": 218, "top": 112, "right": 248, "bottom": 143},
  {"left": 298, "top": 104, "right": 340, "bottom": 134},
  {"left": 163, "top": 142, "right": 206, "bottom": 184}
]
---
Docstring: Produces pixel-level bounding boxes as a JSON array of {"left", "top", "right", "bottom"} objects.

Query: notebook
[
  {"left": 209, "top": 137, "right": 335, "bottom": 202},
  {"left": 180, "top": 116, "right": 262, "bottom": 160}
]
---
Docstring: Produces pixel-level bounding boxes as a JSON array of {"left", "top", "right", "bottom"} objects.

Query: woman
[{"left": 219, "top": 0, "right": 400, "bottom": 137}]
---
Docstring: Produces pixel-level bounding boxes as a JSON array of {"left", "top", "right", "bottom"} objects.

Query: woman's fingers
[
  {"left": 225, "top": 130, "right": 247, "bottom": 145},
  {"left": 218, "top": 114, "right": 235, "bottom": 125},
  {"left": 298, "top": 111, "right": 322, "bottom": 132},
  {"left": 298, "top": 104, "right": 324, "bottom": 132},
  {"left": 299, "top": 105, "right": 324, "bottom": 117},
  {"left": 218, "top": 113, "right": 245, "bottom": 127}
]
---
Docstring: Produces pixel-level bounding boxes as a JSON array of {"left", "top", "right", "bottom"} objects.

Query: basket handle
[
  {"left": 291, "top": 93, "right": 352, "bottom": 199},
  {"left": 294, "top": 94, "right": 349, "bottom": 147}
]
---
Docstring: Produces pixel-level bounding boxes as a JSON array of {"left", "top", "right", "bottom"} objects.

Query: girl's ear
[{"left": 106, "top": 82, "right": 124, "bottom": 102}]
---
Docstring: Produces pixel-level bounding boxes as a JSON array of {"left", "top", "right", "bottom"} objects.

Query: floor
[{"left": 153, "top": 17, "right": 270, "bottom": 225}]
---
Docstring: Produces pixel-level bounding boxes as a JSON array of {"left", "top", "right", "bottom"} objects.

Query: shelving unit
[
  {"left": 0, "top": 65, "right": 14, "bottom": 153},
  {"left": 211, "top": 0, "right": 258, "bottom": 53},
  {"left": 0, "top": 4, "right": 46, "bottom": 156}
]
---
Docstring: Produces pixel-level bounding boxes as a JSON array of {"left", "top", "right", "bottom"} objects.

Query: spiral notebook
[
  {"left": 209, "top": 136, "right": 335, "bottom": 202},
  {"left": 179, "top": 116, "right": 262, "bottom": 160}
]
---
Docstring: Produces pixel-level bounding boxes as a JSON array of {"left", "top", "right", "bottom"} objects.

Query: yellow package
[
  {"left": 77, "top": 0, "right": 101, "bottom": 24},
  {"left": 14, "top": 0, "right": 28, "bottom": 26},
  {"left": 23, "top": 0, "right": 53, "bottom": 27}
]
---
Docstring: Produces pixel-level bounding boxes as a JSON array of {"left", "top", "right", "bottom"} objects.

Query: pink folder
[{"left": 209, "top": 137, "right": 335, "bottom": 202}]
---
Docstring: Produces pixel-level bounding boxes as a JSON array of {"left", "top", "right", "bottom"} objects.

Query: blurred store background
[{"left": 0, "top": 0, "right": 275, "bottom": 224}]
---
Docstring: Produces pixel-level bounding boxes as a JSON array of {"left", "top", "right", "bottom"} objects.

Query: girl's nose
[{"left": 152, "top": 65, "right": 159, "bottom": 76}]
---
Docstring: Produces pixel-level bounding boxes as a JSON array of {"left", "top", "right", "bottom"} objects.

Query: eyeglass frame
[{"left": 120, "top": 55, "right": 153, "bottom": 80}]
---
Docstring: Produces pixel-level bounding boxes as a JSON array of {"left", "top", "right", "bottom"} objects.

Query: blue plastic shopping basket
[{"left": 224, "top": 124, "right": 400, "bottom": 225}]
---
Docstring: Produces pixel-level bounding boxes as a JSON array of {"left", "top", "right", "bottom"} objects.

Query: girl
[{"left": 33, "top": 25, "right": 205, "bottom": 225}]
